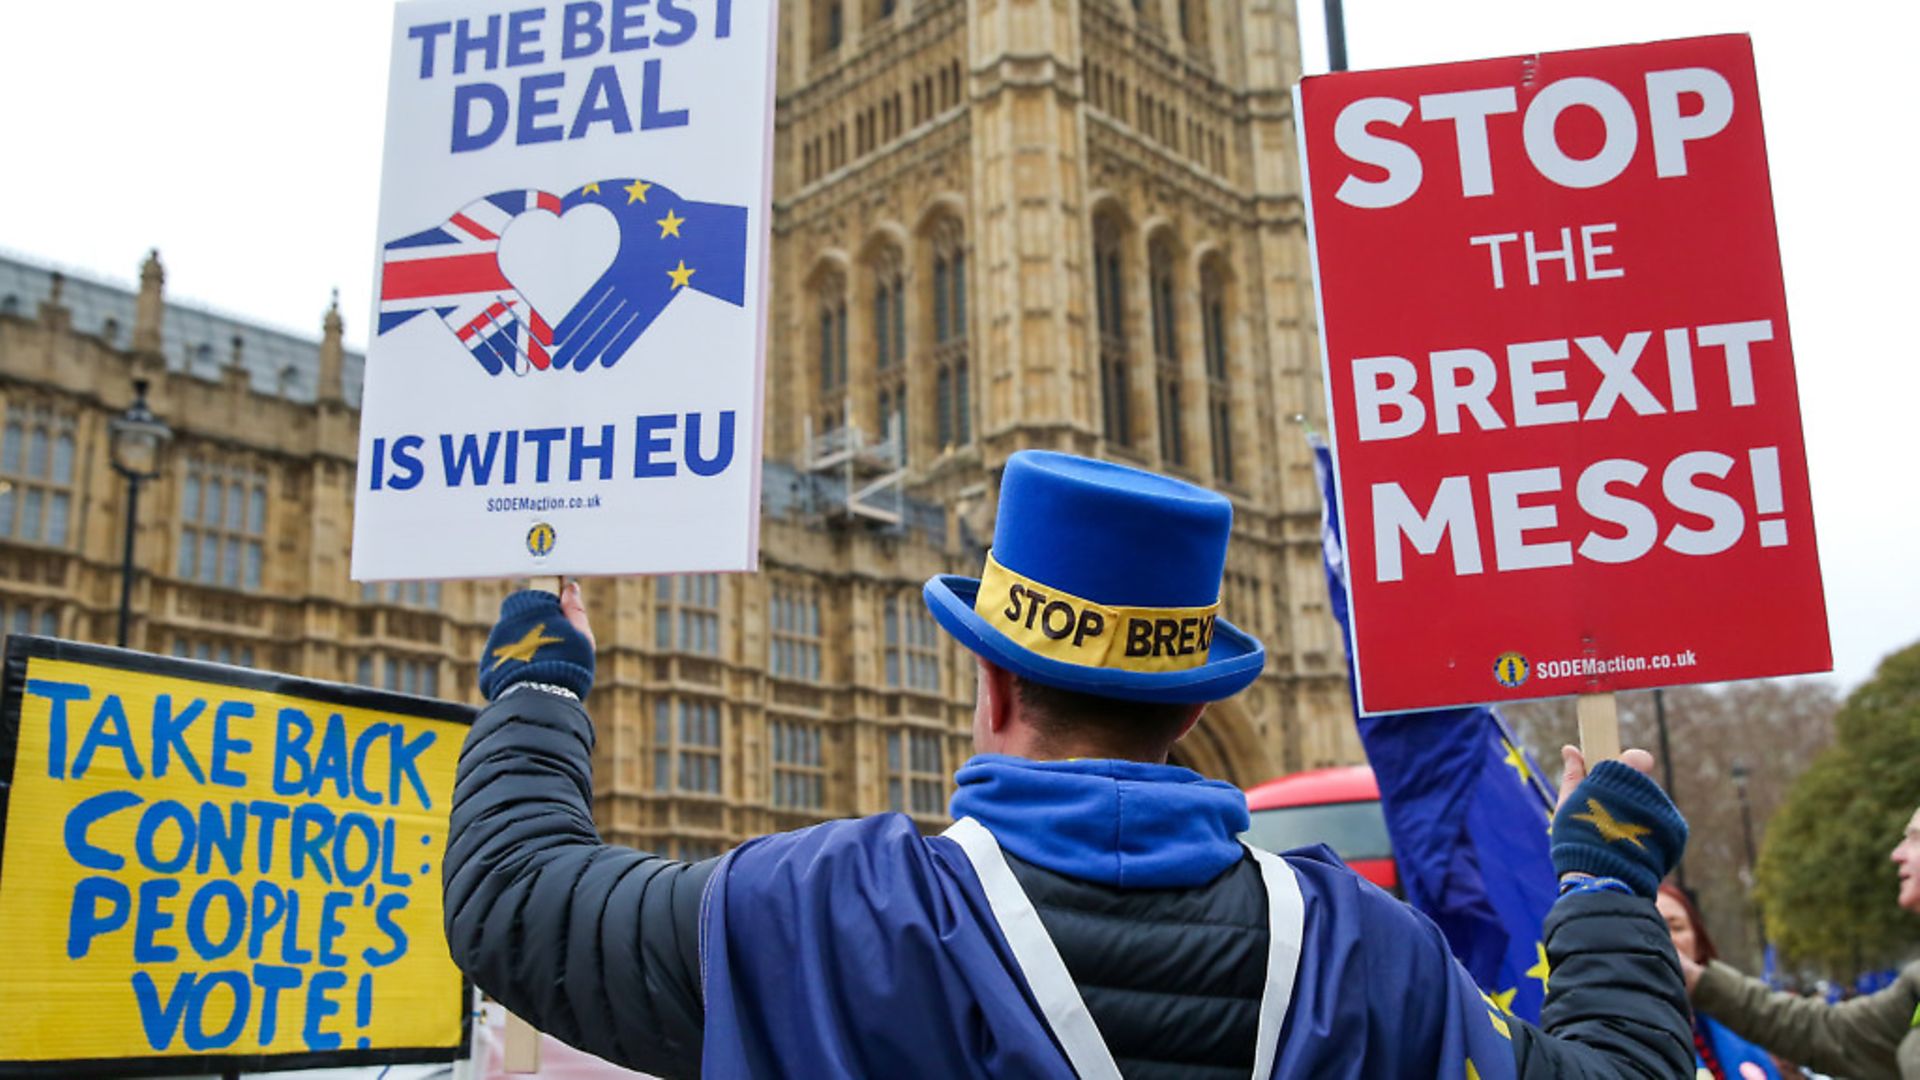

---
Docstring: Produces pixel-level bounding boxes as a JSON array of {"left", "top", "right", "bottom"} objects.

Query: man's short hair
[{"left": 1012, "top": 675, "right": 1197, "bottom": 760}]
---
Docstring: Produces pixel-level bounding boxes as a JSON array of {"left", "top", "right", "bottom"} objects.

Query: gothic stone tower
[{"left": 769, "top": 0, "right": 1359, "bottom": 774}]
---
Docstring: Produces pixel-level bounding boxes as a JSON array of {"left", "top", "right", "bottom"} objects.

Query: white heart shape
[{"left": 496, "top": 201, "right": 620, "bottom": 330}]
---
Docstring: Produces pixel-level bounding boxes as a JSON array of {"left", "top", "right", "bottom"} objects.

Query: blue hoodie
[{"left": 700, "top": 755, "right": 1518, "bottom": 1077}]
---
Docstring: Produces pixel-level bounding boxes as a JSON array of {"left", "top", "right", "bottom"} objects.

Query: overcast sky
[{"left": 1, "top": 1, "right": 1912, "bottom": 691}]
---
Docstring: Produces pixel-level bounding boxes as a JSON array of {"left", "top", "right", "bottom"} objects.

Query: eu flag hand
[{"left": 550, "top": 178, "right": 749, "bottom": 371}]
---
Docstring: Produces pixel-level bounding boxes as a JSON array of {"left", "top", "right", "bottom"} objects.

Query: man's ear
[{"left": 980, "top": 658, "right": 1018, "bottom": 736}]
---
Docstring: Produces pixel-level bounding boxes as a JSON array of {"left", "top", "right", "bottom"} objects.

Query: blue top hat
[{"left": 923, "top": 451, "right": 1265, "bottom": 704}]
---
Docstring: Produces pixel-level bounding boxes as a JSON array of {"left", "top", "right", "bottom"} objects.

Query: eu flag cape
[
  {"left": 699, "top": 757, "right": 1520, "bottom": 1077},
  {"left": 1313, "top": 437, "right": 1560, "bottom": 1022}
]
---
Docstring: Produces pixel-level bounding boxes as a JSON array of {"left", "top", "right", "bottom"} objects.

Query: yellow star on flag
[
  {"left": 657, "top": 208, "right": 686, "bottom": 238},
  {"left": 580, "top": 181, "right": 601, "bottom": 195},
  {"left": 667, "top": 260, "right": 695, "bottom": 289},
  {"left": 624, "top": 178, "right": 652, "bottom": 203},
  {"left": 1467, "top": 1061, "right": 1481, "bottom": 1080},
  {"left": 1570, "top": 797, "right": 1652, "bottom": 849},
  {"left": 1478, "top": 989, "right": 1512, "bottom": 1039},
  {"left": 1526, "top": 941, "right": 1551, "bottom": 994},
  {"left": 490, "top": 624, "right": 561, "bottom": 667},
  {"left": 1501, "top": 739, "right": 1533, "bottom": 786},
  {"left": 1490, "top": 986, "right": 1517, "bottom": 1014}
]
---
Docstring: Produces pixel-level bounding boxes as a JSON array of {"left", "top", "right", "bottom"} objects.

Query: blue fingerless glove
[
  {"left": 477, "top": 589, "right": 594, "bottom": 701},
  {"left": 1550, "top": 760, "right": 1687, "bottom": 899}
]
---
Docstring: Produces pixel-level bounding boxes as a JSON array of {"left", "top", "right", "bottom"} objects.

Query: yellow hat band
[{"left": 971, "top": 552, "right": 1222, "bottom": 674}]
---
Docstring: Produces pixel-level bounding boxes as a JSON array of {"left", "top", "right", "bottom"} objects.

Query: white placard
[{"left": 353, "top": 0, "right": 776, "bottom": 580}]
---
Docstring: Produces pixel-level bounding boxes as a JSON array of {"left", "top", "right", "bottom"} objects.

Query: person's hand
[
  {"left": 559, "top": 580, "right": 595, "bottom": 650},
  {"left": 1678, "top": 952, "right": 1704, "bottom": 993},
  {"left": 1555, "top": 745, "right": 1657, "bottom": 811},
  {"left": 477, "top": 584, "right": 595, "bottom": 700},
  {"left": 1549, "top": 745, "right": 1687, "bottom": 898}
]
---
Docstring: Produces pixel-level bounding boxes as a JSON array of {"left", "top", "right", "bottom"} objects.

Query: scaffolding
[{"left": 802, "top": 414, "right": 907, "bottom": 526}]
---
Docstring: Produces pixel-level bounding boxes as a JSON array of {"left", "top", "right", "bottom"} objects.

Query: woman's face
[
  {"left": 1890, "top": 808, "right": 1920, "bottom": 914},
  {"left": 1656, "top": 891, "right": 1698, "bottom": 963}
]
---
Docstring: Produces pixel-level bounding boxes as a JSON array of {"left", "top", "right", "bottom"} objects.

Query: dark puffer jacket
[
  {"left": 1008, "top": 852, "right": 1270, "bottom": 1079},
  {"left": 445, "top": 688, "right": 1691, "bottom": 1078}
]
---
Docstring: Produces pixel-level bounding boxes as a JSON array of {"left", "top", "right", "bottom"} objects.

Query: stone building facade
[
  {"left": 0, "top": 0, "right": 1358, "bottom": 858},
  {"left": 770, "top": 0, "right": 1354, "bottom": 764}
]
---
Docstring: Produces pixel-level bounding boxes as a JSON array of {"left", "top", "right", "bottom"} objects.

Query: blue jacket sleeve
[{"left": 441, "top": 687, "right": 716, "bottom": 1078}]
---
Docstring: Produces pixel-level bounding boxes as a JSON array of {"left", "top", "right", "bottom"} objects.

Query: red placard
[{"left": 1298, "top": 34, "right": 1830, "bottom": 714}]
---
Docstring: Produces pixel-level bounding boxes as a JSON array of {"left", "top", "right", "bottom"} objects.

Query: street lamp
[
  {"left": 1731, "top": 759, "right": 1765, "bottom": 957},
  {"left": 1655, "top": 688, "right": 1685, "bottom": 890},
  {"left": 1730, "top": 760, "right": 1758, "bottom": 871},
  {"left": 109, "top": 378, "right": 171, "bottom": 648},
  {"left": 1324, "top": 0, "right": 1349, "bottom": 71}
]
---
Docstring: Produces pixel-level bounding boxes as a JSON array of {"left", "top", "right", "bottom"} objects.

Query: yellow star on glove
[
  {"left": 1570, "top": 798, "right": 1652, "bottom": 849},
  {"left": 491, "top": 623, "right": 562, "bottom": 667}
]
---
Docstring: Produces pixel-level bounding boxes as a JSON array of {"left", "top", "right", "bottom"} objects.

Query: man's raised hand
[
  {"left": 1550, "top": 745, "right": 1687, "bottom": 898},
  {"left": 559, "top": 580, "right": 595, "bottom": 651},
  {"left": 1555, "top": 746, "right": 1658, "bottom": 812}
]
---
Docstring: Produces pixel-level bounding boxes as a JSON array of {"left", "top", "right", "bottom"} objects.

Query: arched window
[
  {"left": 1201, "top": 258, "right": 1234, "bottom": 484},
  {"left": 1092, "top": 211, "right": 1132, "bottom": 447},
  {"left": 1149, "top": 234, "right": 1185, "bottom": 466},
  {"left": 177, "top": 456, "right": 270, "bottom": 590},
  {"left": 927, "top": 217, "right": 971, "bottom": 449},
  {"left": 815, "top": 269, "right": 849, "bottom": 433},
  {"left": 0, "top": 402, "right": 78, "bottom": 549},
  {"left": 870, "top": 245, "right": 907, "bottom": 458},
  {"left": 1178, "top": 0, "right": 1209, "bottom": 50},
  {"left": 813, "top": 0, "right": 844, "bottom": 56}
]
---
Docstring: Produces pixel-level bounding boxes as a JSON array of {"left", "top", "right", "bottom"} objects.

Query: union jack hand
[{"left": 376, "top": 189, "right": 563, "bottom": 376}]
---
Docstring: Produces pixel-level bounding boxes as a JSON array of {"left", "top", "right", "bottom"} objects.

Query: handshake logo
[{"left": 377, "top": 178, "right": 747, "bottom": 376}]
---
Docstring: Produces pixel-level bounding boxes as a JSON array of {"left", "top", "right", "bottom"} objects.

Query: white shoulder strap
[
  {"left": 943, "top": 815, "right": 1125, "bottom": 1080},
  {"left": 1243, "top": 843, "right": 1307, "bottom": 1080},
  {"left": 943, "top": 817, "right": 1307, "bottom": 1080}
]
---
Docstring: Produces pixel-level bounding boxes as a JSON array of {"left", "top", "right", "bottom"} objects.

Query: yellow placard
[{"left": 0, "top": 641, "right": 472, "bottom": 1073}]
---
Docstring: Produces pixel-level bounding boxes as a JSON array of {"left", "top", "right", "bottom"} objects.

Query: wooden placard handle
[
  {"left": 502, "top": 574, "right": 565, "bottom": 1074},
  {"left": 504, "top": 1008, "right": 541, "bottom": 1074},
  {"left": 1576, "top": 692, "right": 1621, "bottom": 764}
]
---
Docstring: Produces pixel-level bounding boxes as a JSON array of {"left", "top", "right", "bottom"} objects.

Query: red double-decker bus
[{"left": 1242, "top": 765, "right": 1398, "bottom": 894}]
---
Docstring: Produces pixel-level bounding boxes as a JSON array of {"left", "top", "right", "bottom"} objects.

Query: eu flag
[
  {"left": 1313, "top": 436, "right": 1560, "bottom": 1022},
  {"left": 552, "top": 177, "right": 748, "bottom": 371}
]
